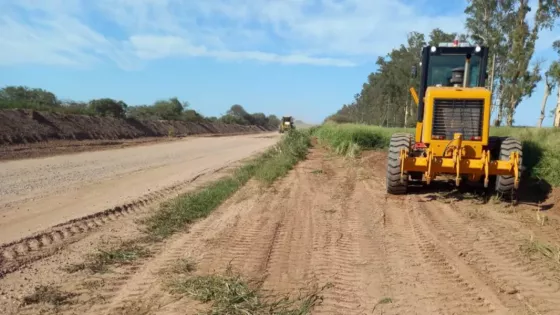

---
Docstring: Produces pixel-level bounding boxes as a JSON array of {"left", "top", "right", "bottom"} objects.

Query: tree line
[
  {"left": 0, "top": 85, "right": 281, "bottom": 130},
  {"left": 327, "top": 0, "right": 560, "bottom": 128}
]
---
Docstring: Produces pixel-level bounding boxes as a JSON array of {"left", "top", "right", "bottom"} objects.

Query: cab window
[{"left": 427, "top": 54, "right": 481, "bottom": 87}]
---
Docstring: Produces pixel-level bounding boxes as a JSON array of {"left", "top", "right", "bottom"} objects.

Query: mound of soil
[{"left": 0, "top": 109, "right": 269, "bottom": 145}]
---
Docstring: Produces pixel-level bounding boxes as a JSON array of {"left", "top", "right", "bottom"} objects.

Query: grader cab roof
[{"left": 415, "top": 43, "right": 489, "bottom": 123}]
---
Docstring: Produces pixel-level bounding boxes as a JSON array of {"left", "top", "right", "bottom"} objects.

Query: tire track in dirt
[
  {"left": 258, "top": 167, "right": 317, "bottom": 294},
  {"left": 373, "top": 194, "right": 442, "bottom": 314},
  {"left": 0, "top": 166, "right": 231, "bottom": 278},
  {"left": 406, "top": 199, "right": 499, "bottom": 314},
  {"left": 363, "top": 151, "right": 500, "bottom": 314},
  {"left": 197, "top": 186, "right": 292, "bottom": 278},
  {"left": 419, "top": 199, "right": 560, "bottom": 314},
  {"left": 76, "top": 182, "right": 267, "bottom": 315},
  {"left": 306, "top": 157, "right": 370, "bottom": 314},
  {"left": 67, "top": 186, "right": 265, "bottom": 315}
]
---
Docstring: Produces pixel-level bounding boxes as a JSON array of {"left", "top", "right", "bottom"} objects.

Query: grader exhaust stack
[{"left": 386, "top": 42, "right": 522, "bottom": 197}]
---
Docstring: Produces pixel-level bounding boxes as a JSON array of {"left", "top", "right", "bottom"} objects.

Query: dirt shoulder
[{"left": 2, "top": 145, "right": 560, "bottom": 314}]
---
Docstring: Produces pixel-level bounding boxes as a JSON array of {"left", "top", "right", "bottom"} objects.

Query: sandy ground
[
  {"left": 2, "top": 144, "right": 560, "bottom": 315},
  {"left": 0, "top": 133, "right": 279, "bottom": 245}
]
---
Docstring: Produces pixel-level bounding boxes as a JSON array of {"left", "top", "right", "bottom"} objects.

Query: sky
[{"left": 0, "top": 0, "right": 559, "bottom": 125}]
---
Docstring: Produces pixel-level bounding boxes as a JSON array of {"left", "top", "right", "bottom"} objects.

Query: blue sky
[{"left": 0, "top": 0, "right": 559, "bottom": 125}]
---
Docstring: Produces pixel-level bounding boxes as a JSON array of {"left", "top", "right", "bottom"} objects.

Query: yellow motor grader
[
  {"left": 279, "top": 116, "right": 295, "bottom": 133},
  {"left": 386, "top": 42, "right": 522, "bottom": 196}
]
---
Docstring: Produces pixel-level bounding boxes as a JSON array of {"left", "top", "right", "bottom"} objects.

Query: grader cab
[{"left": 386, "top": 41, "right": 522, "bottom": 196}]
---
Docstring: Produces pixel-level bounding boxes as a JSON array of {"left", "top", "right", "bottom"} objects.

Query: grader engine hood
[{"left": 421, "top": 87, "right": 491, "bottom": 148}]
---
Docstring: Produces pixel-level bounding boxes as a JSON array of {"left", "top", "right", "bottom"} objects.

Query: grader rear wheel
[{"left": 386, "top": 133, "right": 413, "bottom": 195}]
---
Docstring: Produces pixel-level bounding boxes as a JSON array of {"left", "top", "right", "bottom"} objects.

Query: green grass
[
  {"left": 144, "top": 129, "right": 311, "bottom": 240},
  {"left": 313, "top": 123, "right": 560, "bottom": 187},
  {"left": 313, "top": 123, "right": 411, "bottom": 156},
  {"left": 166, "top": 261, "right": 326, "bottom": 315},
  {"left": 63, "top": 241, "right": 151, "bottom": 273},
  {"left": 489, "top": 127, "right": 560, "bottom": 186}
]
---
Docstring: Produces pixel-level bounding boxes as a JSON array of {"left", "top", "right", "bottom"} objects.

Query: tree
[
  {"left": 500, "top": 0, "right": 557, "bottom": 126},
  {"left": 465, "top": 0, "right": 513, "bottom": 125},
  {"left": 59, "top": 99, "right": 90, "bottom": 115},
  {"left": 327, "top": 30, "right": 428, "bottom": 127},
  {"left": 0, "top": 85, "right": 280, "bottom": 128},
  {"left": 151, "top": 97, "right": 186, "bottom": 120},
  {"left": 0, "top": 86, "right": 59, "bottom": 108},
  {"left": 266, "top": 114, "right": 281, "bottom": 129},
  {"left": 226, "top": 104, "right": 255, "bottom": 124},
  {"left": 538, "top": 70, "right": 554, "bottom": 127},
  {"left": 88, "top": 98, "right": 128, "bottom": 118},
  {"left": 550, "top": 41, "right": 560, "bottom": 127},
  {"left": 182, "top": 109, "right": 205, "bottom": 122},
  {"left": 250, "top": 112, "right": 268, "bottom": 127},
  {"left": 219, "top": 114, "right": 247, "bottom": 125},
  {"left": 428, "top": 28, "right": 462, "bottom": 45}
]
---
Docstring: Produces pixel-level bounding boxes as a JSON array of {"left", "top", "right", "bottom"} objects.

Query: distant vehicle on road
[{"left": 279, "top": 116, "right": 295, "bottom": 133}]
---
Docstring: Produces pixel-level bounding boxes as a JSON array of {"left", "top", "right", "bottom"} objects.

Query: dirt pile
[{"left": 0, "top": 109, "right": 269, "bottom": 145}]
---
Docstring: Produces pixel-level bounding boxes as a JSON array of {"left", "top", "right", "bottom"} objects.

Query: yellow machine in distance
[
  {"left": 386, "top": 42, "right": 522, "bottom": 196},
  {"left": 279, "top": 116, "right": 295, "bottom": 133}
]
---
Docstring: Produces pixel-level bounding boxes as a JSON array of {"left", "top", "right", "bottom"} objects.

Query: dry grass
[
  {"left": 520, "top": 235, "right": 560, "bottom": 264},
  {"left": 163, "top": 260, "right": 328, "bottom": 315},
  {"left": 23, "top": 285, "right": 78, "bottom": 306},
  {"left": 465, "top": 207, "right": 489, "bottom": 220},
  {"left": 63, "top": 240, "right": 151, "bottom": 273}
]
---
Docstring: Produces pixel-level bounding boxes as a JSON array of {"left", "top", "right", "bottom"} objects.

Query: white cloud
[{"left": 5, "top": 0, "right": 555, "bottom": 69}]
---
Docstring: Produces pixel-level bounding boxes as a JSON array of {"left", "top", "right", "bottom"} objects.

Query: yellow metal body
[{"left": 402, "top": 86, "right": 520, "bottom": 188}]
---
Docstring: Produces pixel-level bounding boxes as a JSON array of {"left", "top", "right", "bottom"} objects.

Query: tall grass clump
[
  {"left": 491, "top": 127, "right": 560, "bottom": 186},
  {"left": 255, "top": 130, "right": 311, "bottom": 183},
  {"left": 314, "top": 123, "right": 411, "bottom": 156},
  {"left": 169, "top": 272, "right": 325, "bottom": 315},
  {"left": 144, "top": 130, "right": 311, "bottom": 239}
]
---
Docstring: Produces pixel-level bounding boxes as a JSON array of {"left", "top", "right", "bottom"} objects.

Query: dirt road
[
  {"left": 3, "top": 144, "right": 560, "bottom": 315},
  {"left": 0, "top": 133, "right": 279, "bottom": 245}
]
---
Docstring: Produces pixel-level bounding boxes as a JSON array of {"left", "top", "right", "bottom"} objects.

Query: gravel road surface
[{"left": 0, "top": 133, "right": 279, "bottom": 244}]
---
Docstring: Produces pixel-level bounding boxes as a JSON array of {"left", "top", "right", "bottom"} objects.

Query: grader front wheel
[
  {"left": 495, "top": 137, "right": 523, "bottom": 197},
  {"left": 386, "top": 133, "right": 412, "bottom": 195}
]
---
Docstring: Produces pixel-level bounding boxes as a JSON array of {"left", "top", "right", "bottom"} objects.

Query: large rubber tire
[
  {"left": 387, "top": 133, "right": 412, "bottom": 195},
  {"left": 495, "top": 137, "right": 523, "bottom": 196}
]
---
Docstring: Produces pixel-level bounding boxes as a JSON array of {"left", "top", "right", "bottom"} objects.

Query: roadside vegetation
[
  {"left": 313, "top": 123, "right": 560, "bottom": 187},
  {"left": 0, "top": 85, "right": 281, "bottom": 130},
  {"left": 144, "top": 129, "right": 311, "bottom": 240}
]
